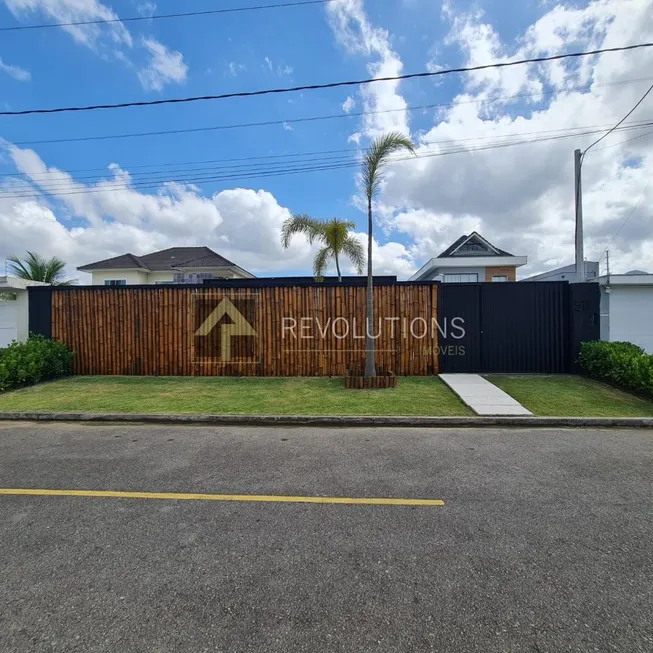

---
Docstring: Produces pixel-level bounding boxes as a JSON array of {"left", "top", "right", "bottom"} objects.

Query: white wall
[
  {"left": 90, "top": 270, "right": 149, "bottom": 286},
  {"left": 606, "top": 286, "right": 653, "bottom": 353},
  {"left": 147, "top": 271, "right": 175, "bottom": 284},
  {"left": 0, "top": 290, "right": 29, "bottom": 346},
  {"left": 0, "top": 298, "right": 18, "bottom": 347},
  {"left": 90, "top": 268, "right": 247, "bottom": 285}
]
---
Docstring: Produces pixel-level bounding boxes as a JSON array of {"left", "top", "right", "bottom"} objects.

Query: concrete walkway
[{"left": 439, "top": 374, "right": 533, "bottom": 416}]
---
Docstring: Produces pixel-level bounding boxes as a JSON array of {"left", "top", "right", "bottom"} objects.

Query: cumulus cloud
[
  {"left": 2, "top": 0, "right": 188, "bottom": 91},
  {"left": 0, "top": 142, "right": 418, "bottom": 281},
  {"left": 0, "top": 145, "right": 321, "bottom": 280},
  {"left": 0, "top": 57, "right": 31, "bottom": 81},
  {"left": 327, "top": 0, "right": 653, "bottom": 277}
]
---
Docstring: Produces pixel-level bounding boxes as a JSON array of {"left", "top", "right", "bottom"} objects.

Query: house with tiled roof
[
  {"left": 77, "top": 247, "right": 255, "bottom": 285},
  {"left": 409, "top": 232, "right": 527, "bottom": 283}
]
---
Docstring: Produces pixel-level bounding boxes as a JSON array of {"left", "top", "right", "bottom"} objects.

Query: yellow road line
[{"left": 0, "top": 488, "right": 444, "bottom": 507}]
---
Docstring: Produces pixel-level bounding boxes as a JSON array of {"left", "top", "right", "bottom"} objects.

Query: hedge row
[
  {"left": 578, "top": 341, "right": 653, "bottom": 398},
  {"left": 0, "top": 335, "right": 74, "bottom": 392}
]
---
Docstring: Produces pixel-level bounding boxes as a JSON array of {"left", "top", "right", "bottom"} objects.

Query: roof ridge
[
  {"left": 126, "top": 252, "right": 149, "bottom": 270},
  {"left": 171, "top": 248, "right": 236, "bottom": 269}
]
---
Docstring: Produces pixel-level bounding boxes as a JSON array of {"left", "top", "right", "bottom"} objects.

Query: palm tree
[
  {"left": 281, "top": 214, "right": 364, "bottom": 281},
  {"left": 7, "top": 252, "right": 74, "bottom": 285},
  {"left": 361, "top": 132, "right": 415, "bottom": 377}
]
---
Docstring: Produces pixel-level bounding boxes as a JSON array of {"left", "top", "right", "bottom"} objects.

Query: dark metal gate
[{"left": 437, "top": 282, "right": 599, "bottom": 373}]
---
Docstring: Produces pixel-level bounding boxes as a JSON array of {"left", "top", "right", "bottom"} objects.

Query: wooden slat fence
[{"left": 50, "top": 284, "right": 439, "bottom": 376}]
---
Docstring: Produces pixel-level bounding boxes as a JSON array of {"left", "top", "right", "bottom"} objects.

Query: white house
[
  {"left": 77, "top": 247, "right": 255, "bottom": 286},
  {"left": 409, "top": 232, "right": 527, "bottom": 282},
  {"left": 0, "top": 277, "right": 49, "bottom": 348},
  {"left": 597, "top": 272, "right": 653, "bottom": 353}
]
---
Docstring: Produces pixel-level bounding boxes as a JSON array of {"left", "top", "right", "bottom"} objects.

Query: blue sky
[
  {"left": 0, "top": 0, "right": 446, "bottom": 220},
  {"left": 1, "top": 0, "right": 652, "bottom": 281}
]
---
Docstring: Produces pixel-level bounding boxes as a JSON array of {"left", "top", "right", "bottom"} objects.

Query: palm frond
[
  {"left": 312, "top": 246, "right": 333, "bottom": 281},
  {"left": 323, "top": 218, "right": 355, "bottom": 254},
  {"left": 280, "top": 213, "right": 326, "bottom": 248},
  {"left": 7, "top": 251, "right": 70, "bottom": 285},
  {"left": 7, "top": 255, "right": 32, "bottom": 280},
  {"left": 362, "top": 132, "right": 415, "bottom": 201},
  {"left": 341, "top": 235, "right": 365, "bottom": 275}
]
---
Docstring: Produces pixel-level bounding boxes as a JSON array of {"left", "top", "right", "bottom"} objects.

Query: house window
[
  {"left": 104, "top": 280, "right": 126, "bottom": 286},
  {"left": 443, "top": 273, "right": 478, "bottom": 283},
  {"left": 492, "top": 275, "right": 508, "bottom": 282},
  {"left": 172, "top": 272, "right": 216, "bottom": 284}
]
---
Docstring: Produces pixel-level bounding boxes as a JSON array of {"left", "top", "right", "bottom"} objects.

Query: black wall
[
  {"left": 438, "top": 282, "right": 600, "bottom": 373},
  {"left": 27, "top": 287, "right": 52, "bottom": 339}
]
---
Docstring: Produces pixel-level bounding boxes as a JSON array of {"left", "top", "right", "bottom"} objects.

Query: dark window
[{"left": 104, "top": 280, "right": 127, "bottom": 286}]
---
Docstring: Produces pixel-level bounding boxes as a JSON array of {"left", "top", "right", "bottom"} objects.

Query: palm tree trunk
[
  {"left": 335, "top": 254, "right": 342, "bottom": 282},
  {"left": 364, "top": 197, "right": 376, "bottom": 377}
]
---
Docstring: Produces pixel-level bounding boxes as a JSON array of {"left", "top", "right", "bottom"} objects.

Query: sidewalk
[{"left": 439, "top": 374, "right": 533, "bottom": 416}]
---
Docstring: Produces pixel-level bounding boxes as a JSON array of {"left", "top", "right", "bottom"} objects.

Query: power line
[
  {"left": 0, "top": 148, "right": 358, "bottom": 178},
  {"left": 3, "top": 126, "right": 649, "bottom": 200},
  {"left": 5, "top": 121, "right": 652, "bottom": 190},
  {"left": 582, "top": 82, "right": 653, "bottom": 156},
  {"left": 2, "top": 42, "right": 652, "bottom": 117},
  {"left": 11, "top": 77, "right": 652, "bottom": 147},
  {"left": 594, "top": 128, "right": 653, "bottom": 151},
  {"left": 0, "top": 0, "right": 334, "bottom": 32}
]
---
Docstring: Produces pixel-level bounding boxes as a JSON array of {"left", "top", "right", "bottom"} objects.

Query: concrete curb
[{"left": 1, "top": 412, "right": 653, "bottom": 428}]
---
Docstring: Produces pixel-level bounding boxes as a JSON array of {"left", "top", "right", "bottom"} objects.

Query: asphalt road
[{"left": 0, "top": 423, "right": 652, "bottom": 653}]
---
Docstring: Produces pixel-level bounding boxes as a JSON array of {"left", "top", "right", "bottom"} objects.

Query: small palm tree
[
  {"left": 7, "top": 252, "right": 74, "bottom": 285},
  {"left": 281, "top": 214, "right": 364, "bottom": 281},
  {"left": 362, "top": 132, "right": 415, "bottom": 377}
]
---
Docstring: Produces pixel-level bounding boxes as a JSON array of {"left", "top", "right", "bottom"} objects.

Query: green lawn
[
  {"left": 486, "top": 375, "right": 653, "bottom": 417},
  {"left": 0, "top": 376, "right": 471, "bottom": 416}
]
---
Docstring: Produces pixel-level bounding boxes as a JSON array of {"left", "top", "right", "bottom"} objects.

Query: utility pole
[
  {"left": 574, "top": 149, "right": 585, "bottom": 283},
  {"left": 606, "top": 249, "right": 610, "bottom": 285}
]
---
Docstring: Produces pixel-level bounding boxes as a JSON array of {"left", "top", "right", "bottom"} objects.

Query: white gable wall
[{"left": 420, "top": 266, "right": 487, "bottom": 281}]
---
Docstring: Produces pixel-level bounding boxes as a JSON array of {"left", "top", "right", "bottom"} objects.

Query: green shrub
[
  {"left": 0, "top": 335, "right": 74, "bottom": 392},
  {"left": 579, "top": 341, "right": 653, "bottom": 397}
]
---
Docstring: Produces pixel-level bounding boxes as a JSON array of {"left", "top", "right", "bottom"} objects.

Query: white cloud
[
  {"left": 282, "top": 122, "right": 294, "bottom": 131},
  {"left": 4, "top": 0, "right": 132, "bottom": 48},
  {"left": 327, "top": 0, "right": 653, "bottom": 277},
  {"left": 226, "top": 61, "right": 247, "bottom": 76},
  {"left": 3, "top": 0, "right": 188, "bottom": 91},
  {"left": 0, "top": 57, "right": 30, "bottom": 81},
  {"left": 342, "top": 96, "right": 356, "bottom": 113},
  {"left": 0, "top": 144, "right": 418, "bottom": 281},
  {"left": 262, "top": 56, "right": 294, "bottom": 77},
  {"left": 137, "top": 2, "right": 156, "bottom": 17},
  {"left": 350, "top": 232, "right": 415, "bottom": 276},
  {"left": 327, "top": 0, "right": 409, "bottom": 139},
  {"left": 0, "top": 145, "right": 319, "bottom": 278},
  {"left": 138, "top": 38, "right": 188, "bottom": 92}
]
